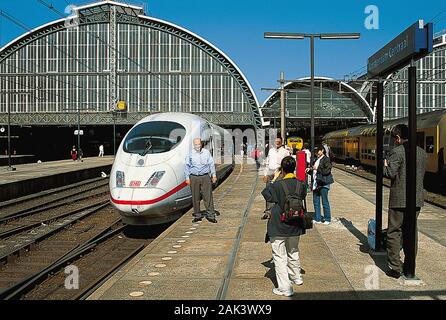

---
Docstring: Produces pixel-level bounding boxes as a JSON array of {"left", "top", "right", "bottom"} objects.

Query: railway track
[
  {"left": 21, "top": 224, "right": 168, "bottom": 300},
  {"left": 0, "top": 204, "right": 119, "bottom": 297},
  {"left": 332, "top": 162, "right": 446, "bottom": 210},
  {"left": 0, "top": 177, "right": 110, "bottom": 219},
  {"left": 0, "top": 164, "right": 235, "bottom": 300}
]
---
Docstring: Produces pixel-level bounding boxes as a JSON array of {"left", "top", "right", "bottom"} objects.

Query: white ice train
[{"left": 109, "top": 112, "right": 234, "bottom": 225}]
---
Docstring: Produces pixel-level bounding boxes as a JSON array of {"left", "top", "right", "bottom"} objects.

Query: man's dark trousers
[
  {"left": 387, "top": 208, "right": 420, "bottom": 274},
  {"left": 190, "top": 174, "right": 215, "bottom": 219}
]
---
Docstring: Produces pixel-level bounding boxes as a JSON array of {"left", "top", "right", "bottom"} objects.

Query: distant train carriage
[
  {"left": 323, "top": 109, "right": 446, "bottom": 179},
  {"left": 286, "top": 137, "right": 304, "bottom": 152}
]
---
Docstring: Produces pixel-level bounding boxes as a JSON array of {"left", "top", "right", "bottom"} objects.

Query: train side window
[
  {"left": 416, "top": 132, "right": 425, "bottom": 149},
  {"left": 426, "top": 136, "right": 434, "bottom": 154}
]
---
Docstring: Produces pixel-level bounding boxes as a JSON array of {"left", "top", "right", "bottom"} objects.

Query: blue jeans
[{"left": 313, "top": 187, "right": 331, "bottom": 222}]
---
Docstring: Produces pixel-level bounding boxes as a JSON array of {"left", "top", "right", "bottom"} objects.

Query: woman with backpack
[
  {"left": 261, "top": 156, "right": 307, "bottom": 297},
  {"left": 306, "top": 145, "right": 334, "bottom": 225}
]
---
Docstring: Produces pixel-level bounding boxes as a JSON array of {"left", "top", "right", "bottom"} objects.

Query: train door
[{"left": 424, "top": 128, "right": 436, "bottom": 173}]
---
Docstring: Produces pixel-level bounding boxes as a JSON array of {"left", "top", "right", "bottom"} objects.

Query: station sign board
[
  {"left": 367, "top": 20, "right": 433, "bottom": 77},
  {"left": 74, "top": 130, "right": 84, "bottom": 135}
]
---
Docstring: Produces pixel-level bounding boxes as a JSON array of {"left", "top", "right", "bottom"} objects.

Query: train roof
[
  {"left": 134, "top": 112, "right": 228, "bottom": 136},
  {"left": 323, "top": 109, "right": 446, "bottom": 139}
]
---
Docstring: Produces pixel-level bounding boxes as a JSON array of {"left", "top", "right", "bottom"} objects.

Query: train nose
[{"left": 110, "top": 186, "right": 169, "bottom": 213}]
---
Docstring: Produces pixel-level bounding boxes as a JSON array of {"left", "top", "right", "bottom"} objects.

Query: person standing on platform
[
  {"left": 71, "top": 146, "right": 77, "bottom": 161},
  {"left": 301, "top": 143, "right": 312, "bottom": 190},
  {"left": 98, "top": 144, "right": 104, "bottom": 157},
  {"left": 185, "top": 138, "right": 218, "bottom": 223},
  {"left": 307, "top": 146, "right": 333, "bottom": 224},
  {"left": 301, "top": 143, "right": 311, "bottom": 167},
  {"left": 78, "top": 148, "right": 83, "bottom": 162},
  {"left": 262, "top": 137, "right": 290, "bottom": 218},
  {"left": 262, "top": 156, "right": 306, "bottom": 297},
  {"left": 383, "top": 124, "right": 427, "bottom": 279}
]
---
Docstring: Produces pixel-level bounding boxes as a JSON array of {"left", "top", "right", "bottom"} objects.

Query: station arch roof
[
  {"left": 261, "top": 76, "right": 373, "bottom": 125},
  {"left": 0, "top": 1, "right": 264, "bottom": 128}
]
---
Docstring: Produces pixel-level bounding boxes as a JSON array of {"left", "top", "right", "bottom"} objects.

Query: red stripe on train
[{"left": 110, "top": 181, "right": 188, "bottom": 205}]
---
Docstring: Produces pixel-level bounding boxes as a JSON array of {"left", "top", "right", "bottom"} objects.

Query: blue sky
[{"left": 1, "top": 0, "right": 445, "bottom": 103}]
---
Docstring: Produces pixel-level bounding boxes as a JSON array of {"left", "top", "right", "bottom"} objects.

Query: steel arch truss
[
  {"left": 0, "top": 2, "right": 262, "bottom": 129},
  {"left": 0, "top": 112, "right": 253, "bottom": 126}
]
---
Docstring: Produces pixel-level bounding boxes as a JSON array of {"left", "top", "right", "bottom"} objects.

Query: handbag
[
  {"left": 298, "top": 209, "right": 313, "bottom": 230},
  {"left": 316, "top": 172, "right": 334, "bottom": 186}
]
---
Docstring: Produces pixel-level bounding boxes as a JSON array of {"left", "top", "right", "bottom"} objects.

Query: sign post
[{"left": 367, "top": 20, "right": 433, "bottom": 281}]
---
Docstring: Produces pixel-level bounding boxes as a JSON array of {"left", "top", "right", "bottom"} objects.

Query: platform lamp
[{"left": 264, "top": 32, "right": 360, "bottom": 154}]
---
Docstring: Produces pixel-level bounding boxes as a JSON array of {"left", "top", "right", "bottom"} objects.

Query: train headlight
[
  {"left": 145, "top": 171, "right": 165, "bottom": 188},
  {"left": 116, "top": 171, "right": 126, "bottom": 188}
]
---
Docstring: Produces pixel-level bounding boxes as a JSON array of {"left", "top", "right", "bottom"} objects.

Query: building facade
[{"left": 0, "top": 1, "right": 263, "bottom": 128}]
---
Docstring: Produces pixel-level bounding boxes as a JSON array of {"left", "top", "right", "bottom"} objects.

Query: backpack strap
[
  {"left": 280, "top": 180, "right": 290, "bottom": 197},
  {"left": 295, "top": 180, "right": 307, "bottom": 199}
]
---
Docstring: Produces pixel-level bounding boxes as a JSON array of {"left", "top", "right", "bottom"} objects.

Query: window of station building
[
  {"left": 426, "top": 136, "right": 435, "bottom": 154},
  {"left": 160, "top": 32, "right": 169, "bottom": 72},
  {"left": 232, "top": 87, "right": 243, "bottom": 113},
  {"left": 181, "top": 41, "right": 191, "bottom": 72},
  {"left": 150, "top": 77, "right": 160, "bottom": 112},
  {"left": 191, "top": 46, "right": 201, "bottom": 72},
  {"left": 88, "top": 76, "right": 98, "bottom": 111},
  {"left": 202, "top": 75, "right": 212, "bottom": 112},
  {"left": 128, "top": 25, "right": 139, "bottom": 72},
  {"left": 99, "top": 76, "right": 109, "bottom": 112},
  {"left": 202, "top": 53, "right": 212, "bottom": 73},
  {"left": 118, "top": 24, "right": 129, "bottom": 72},
  {"left": 191, "top": 75, "right": 201, "bottom": 112},
  {"left": 129, "top": 75, "right": 139, "bottom": 112},
  {"left": 150, "top": 29, "right": 160, "bottom": 73},
  {"left": 139, "top": 75, "right": 149, "bottom": 111},
  {"left": 180, "top": 75, "right": 191, "bottom": 111},
  {"left": 159, "top": 74, "right": 169, "bottom": 111},
  {"left": 67, "top": 29, "right": 77, "bottom": 73},
  {"left": 170, "top": 75, "right": 180, "bottom": 112},
  {"left": 57, "top": 30, "right": 67, "bottom": 73},
  {"left": 170, "top": 35, "right": 180, "bottom": 72},
  {"left": 140, "top": 27, "right": 150, "bottom": 71},
  {"left": 48, "top": 77, "right": 57, "bottom": 112},
  {"left": 78, "top": 28, "right": 88, "bottom": 73},
  {"left": 98, "top": 24, "right": 108, "bottom": 72},
  {"left": 18, "top": 47, "right": 27, "bottom": 74},
  {"left": 212, "top": 75, "right": 222, "bottom": 112},
  {"left": 222, "top": 76, "right": 232, "bottom": 112}
]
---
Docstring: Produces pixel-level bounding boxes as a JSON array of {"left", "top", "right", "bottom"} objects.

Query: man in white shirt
[
  {"left": 262, "top": 137, "right": 290, "bottom": 217},
  {"left": 98, "top": 144, "right": 104, "bottom": 157},
  {"left": 263, "top": 137, "right": 290, "bottom": 181},
  {"left": 302, "top": 142, "right": 311, "bottom": 166}
]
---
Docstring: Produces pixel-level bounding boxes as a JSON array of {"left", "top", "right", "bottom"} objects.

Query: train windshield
[{"left": 123, "top": 121, "right": 186, "bottom": 155}]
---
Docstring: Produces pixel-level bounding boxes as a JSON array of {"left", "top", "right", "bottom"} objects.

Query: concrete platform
[
  {"left": 0, "top": 156, "right": 114, "bottom": 202},
  {"left": 0, "top": 155, "right": 36, "bottom": 166},
  {"left": 88, "top": 164, "right": 446, "bottom": 300}
]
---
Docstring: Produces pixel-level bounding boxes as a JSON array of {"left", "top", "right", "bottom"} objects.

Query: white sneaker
[
  {"left": 312, "top": 220, "right": 322, "bottom": 224},
  {"left": 322, "top": 221, "right": 330, "bottom": 225},
  {"left": 272, "top": 288, "right": 294, "bottom": 297},
  {"left": 291, "top": 277, "right": 303, "bottom": 285}
]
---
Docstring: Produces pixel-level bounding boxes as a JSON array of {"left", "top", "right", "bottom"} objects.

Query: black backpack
[{"left": 279, "top": 180, "right": 306, "bottom": 223}]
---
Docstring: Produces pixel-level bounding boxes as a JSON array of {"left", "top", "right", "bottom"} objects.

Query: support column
[
  {"left": 375, "top": 81, "right": 384, "bottom": 251},
  {"left": 405, "top": 65, "right": 417, "bottom": 278}
]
